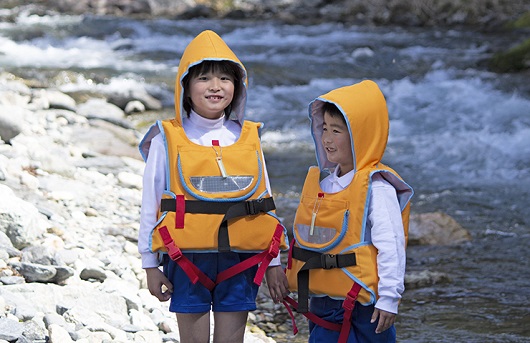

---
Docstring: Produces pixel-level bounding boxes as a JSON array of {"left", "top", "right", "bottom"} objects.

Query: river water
[{"left": 1, "top": 10, "right": 529, "bottom": 343}]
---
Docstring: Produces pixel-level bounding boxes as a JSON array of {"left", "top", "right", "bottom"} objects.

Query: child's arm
[
  {"left": 139, "top": 134, "right": 167, "bottom": 268},
  {"left": 369, "top": 174, "right": 406, "bottom": 330},
  {"left": 265, "top": 265, "right": 289, "bottom": 303},
  {"left": 371, "top": 308, "right": 396, "bottom": 334},
  {"left": 145, "top": 267, "right": 173, "bottom": 302}
]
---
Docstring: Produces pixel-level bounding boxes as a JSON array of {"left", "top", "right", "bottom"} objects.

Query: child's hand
[
  {"left": 265, "top": 266, "right": 289, "bottom": 303},
  {"left": 145, "top": 267, "right": 173, "bottom": 302},
  {"left": 371, "top": 308, "right": 396, "bottom": 334}
]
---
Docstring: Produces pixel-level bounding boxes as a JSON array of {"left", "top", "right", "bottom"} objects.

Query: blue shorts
[
  {"left": 162, "top": 252, "right": 259, "bottom": 313},
  {"left": 309, "top": 296, "right": 396, "bottom": 343}
]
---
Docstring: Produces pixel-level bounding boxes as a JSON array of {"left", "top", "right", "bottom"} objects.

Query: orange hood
[
  {"left": 174, "top": 30, "right": 248, "bottom": 125},
  {"left": 308, "top": 80, "right": 389, "bottom": 173}
]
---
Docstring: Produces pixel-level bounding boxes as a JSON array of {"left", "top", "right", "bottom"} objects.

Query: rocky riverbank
[
  {"left": 0, "top": 69, "right": 474, "bottom": 342},
  {"left": 2, "top": 0, "right": 530, "bottom": 30}
]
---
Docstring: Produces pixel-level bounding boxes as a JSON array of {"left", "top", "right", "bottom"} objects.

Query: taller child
[
  {"left": 286, "top": 80, "right": 413, "bottom": 342},
  {"left": 138, "top": 30, "right": 288, "bottom": 342}
]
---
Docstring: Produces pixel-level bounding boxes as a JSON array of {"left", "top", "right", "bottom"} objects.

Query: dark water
[{"left": 1, "top": 12, "right": 529, "bottom": 342}]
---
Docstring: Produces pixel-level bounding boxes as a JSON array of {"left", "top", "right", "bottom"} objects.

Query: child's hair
[
  {"left": 322, "top": 101, "right": 346, "bottom": 124},
  {"left": 182, "top": 60, "right": 243, "bottom": 116}
]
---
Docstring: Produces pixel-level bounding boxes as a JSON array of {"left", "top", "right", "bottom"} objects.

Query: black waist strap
[
  {"left": 292, "top": 246, "right": 357, "bottom": 313},
  {"left": 161, "top": 197, "right": 275, "bottom": 215},
  {"left": 160, "top": 197, "right": 276, "bottom": 252}
]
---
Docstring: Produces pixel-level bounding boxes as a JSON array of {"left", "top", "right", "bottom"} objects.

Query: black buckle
[
  {"left": 321, "top": 254, "right": 338, "bottom": 269},
  {"left": 246, "top": 201, "right": 259, "bottom": 215}
]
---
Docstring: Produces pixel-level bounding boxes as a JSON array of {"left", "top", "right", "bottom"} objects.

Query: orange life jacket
[
  {"left": 286, "top": 165, "right": 412, "bottom": 312},
  {"left": 150, "top": 119, "right": 288, "bottom": 254}
]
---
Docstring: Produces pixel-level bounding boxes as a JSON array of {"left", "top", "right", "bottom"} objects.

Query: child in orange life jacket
[
  {"left": 286, "top": 80, "right": 413, "bottom": 342},
  {"left": 138, "top": 30, "right": 289, "bottom": 343}
]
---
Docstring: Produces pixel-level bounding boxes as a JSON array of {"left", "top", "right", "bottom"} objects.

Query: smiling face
[
  {"left": 188, "top": 70, "right": 235, "bottom": 119},
  {"left": 322, "top": 111, "right": 353, "bottom": 176},
  {"left": 182, "top": 60, "right": 242, "bottom": 120}
]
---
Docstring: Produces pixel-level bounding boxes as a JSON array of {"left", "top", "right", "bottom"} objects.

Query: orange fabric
[{"left": 150, "top": 120, "right": 287, "bottom": 253}]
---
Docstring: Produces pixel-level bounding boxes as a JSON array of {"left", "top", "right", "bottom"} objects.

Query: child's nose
[{"left": 209, "top": 78, "right": 221, "bottom": 90}]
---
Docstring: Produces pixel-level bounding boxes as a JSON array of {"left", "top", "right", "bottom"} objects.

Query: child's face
[
  {"left": 188, "top": 70, "right": 235, "bottom": 119},
  {"left": 322, "top": 111, "right": 353, "bottom": 176}
]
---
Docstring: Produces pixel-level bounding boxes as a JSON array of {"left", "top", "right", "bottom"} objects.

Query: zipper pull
[
  {"left": 309, "top": 192, "right": 324, "bottom": 235},
  {"left": 212, "top": 140, "right": 228, "bottom": 177}
]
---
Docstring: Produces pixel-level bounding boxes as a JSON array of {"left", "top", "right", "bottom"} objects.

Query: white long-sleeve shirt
[
  {"left": 138, "top": 111, "right": 281, "bottom": 269},
  {"left": 320, "top": 168, "right": 406, "bottom": 314}
]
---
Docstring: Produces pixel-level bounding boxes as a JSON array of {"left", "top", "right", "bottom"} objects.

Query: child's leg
[
  {"left": 212, "top": 311, "right": 248, "bottom": 343},
  {"left": 176, "top": 312, "right": 210, "bottom": 342},
  {"left": 309, "top": 297, "right": 396, "bottom": 343}
]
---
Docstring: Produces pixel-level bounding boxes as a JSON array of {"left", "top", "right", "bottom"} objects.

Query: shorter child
[{"left": 286, "top": 80, "right": 413, "bottom": 342}]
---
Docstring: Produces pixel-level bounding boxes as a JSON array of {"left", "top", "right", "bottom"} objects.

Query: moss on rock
[
  {"left": 490, "top": 38, "right": 530, "bottom": 72},
  {"left": 508, "top": 11, "right": 530, "bottom": 29}
]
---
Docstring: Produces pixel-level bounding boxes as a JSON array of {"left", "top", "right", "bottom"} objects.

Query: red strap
[
  {"left": 175, "top": 195, "right": 185, "bottom": 229},
  {"left": 281, "top": 282, "right": 362, "bottom": 339},
  {"left": 287, "top": 238, "right": 294, "bottom": 270},
  {"left": 158, "top": 226, "right": 215, "bottom": 291},
  {"left": 338, "top": 282, "right": 362, "bottom": 343},
  {"left": 216, "top": 224, "right": 283, "bottom": 285},
  {"left": 216, "top": 251, "right": 264, "bottom": 284},
  {"left": 283, "top": 295, "right": 342, "bottom": 332},
  {"left": 253, "top": 224, "right": 283, "bottom": 285},
  {"left": 282, "top": 299, "right": 299, "bottom": 335}
]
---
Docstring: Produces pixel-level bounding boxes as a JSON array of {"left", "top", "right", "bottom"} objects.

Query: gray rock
[
  {"left": 9, "top": 262, "right": 57, "bottom": 283},
  {"left": 0, "top": 185, "right": 47, "bottom": 249},
  {"left": 405, "top": 270, "right": 452, "bottom": 289},
  {"left": 0, "top": 317, "right": 24, "bottom": 341},
  {"left": 108, "top": 88, "right": 162, "bottom": 111},
  {"left": 21, "top": 245, "right": 60, "bottom": 265},
  {"left": 124, "top": 100, "right": 146, "bottom": 114},
  {"left": 49, "top": 265, "right": 75, "bottom": 284},
  {"left": 0, "top": 105, "right": 26, "bottom": 142},
  {"left": 409, "top": 211, "right": 472, "bottom": 245},
  {"left": 48, "top": 324, "right": 74, "bottom": 343},
  {"left": 41, "top": 89, "right": 77, "bottom": 111},
  {"left": 0, "top": 276, "right": 25, "bottom": 285},
  {"left": 79, "top": 267, "right": 107, "bottom": 282},
  {"left": 21, "top": 319, "right": 48, "bottom": 341},
  {"left": 0, "top": 231, "right": 21, "bottom": 257},
  {"left": 77, "top": 98, "right": 125, "bottom": 122}
]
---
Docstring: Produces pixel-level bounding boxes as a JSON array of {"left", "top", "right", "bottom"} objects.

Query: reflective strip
[{"left": 189, "top": 176, "right": 254, "bottom": 193}]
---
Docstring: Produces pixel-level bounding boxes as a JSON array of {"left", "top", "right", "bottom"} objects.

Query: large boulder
[{"left": 408, "top": 211, "right": 472, "bottom": 246}]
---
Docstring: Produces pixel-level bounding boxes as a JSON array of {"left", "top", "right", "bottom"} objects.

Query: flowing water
[{"left": 1, "top": 10, "right": 529, "bottom": 342}]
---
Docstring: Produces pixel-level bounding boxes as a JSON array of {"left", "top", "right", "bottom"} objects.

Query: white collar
[
  {"left": 188, "top": 110, "right": 225, "bottom": 129},
  {"left": 331, "top": 167, "right": 354, "bottom": 188}
]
